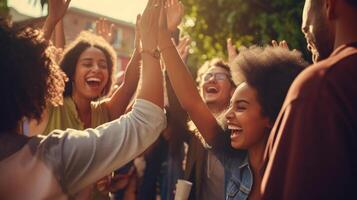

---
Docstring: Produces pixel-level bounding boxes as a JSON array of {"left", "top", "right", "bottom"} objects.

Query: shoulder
[{"left": 283, "top": 45, "right": 357, "bottom": 107}]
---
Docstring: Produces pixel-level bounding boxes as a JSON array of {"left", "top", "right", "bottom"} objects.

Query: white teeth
[
  {"left": 228, "top": 125, "right": 243, "bottom": 131},
  {"left": 207, "top": 87, "right": 218, "bottom": 93},
  {"left": 86, "top": 77, "right": 101, "bottom": 82}
]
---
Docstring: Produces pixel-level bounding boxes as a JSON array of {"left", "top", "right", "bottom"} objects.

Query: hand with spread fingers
[
  {"left": 158, "top": 0, "right": 184, "bottom": 49},
  {"left": 271, "top": 40, "right": 289, "bottom": 49},
  {"left": 158, "top": 0, "right": 184, "bottom": 34},
  {"left": 43, "top": 0, "right": 71, "bottom": 40},
  {"left": 96, "top": 18, "right": 115, "bottom": 43},
  {"left": 165, "top": 0, "right": 184, "bottom": 32},
  {"left": 140, "top": 0, "right": 163, "bottom": 51},
  {"left": 47, "top": 0, "right": 71, "bottom": 25}
]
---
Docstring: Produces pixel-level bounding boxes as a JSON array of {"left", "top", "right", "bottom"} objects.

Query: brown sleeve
[{"left": 261, "top": 84, "right": 355, "bottom": 200}]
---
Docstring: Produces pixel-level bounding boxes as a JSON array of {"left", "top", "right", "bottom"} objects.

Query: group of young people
[{"left": 0, "top": 0, "right": 356, "bottom": 199}]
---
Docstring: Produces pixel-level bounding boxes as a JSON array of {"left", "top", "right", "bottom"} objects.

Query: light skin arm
[
  {"left": 53, "top": 19, "right": 65, "bottom": 49},
  {"left": 158, "top": 0, "right": 220, "bottom": 145},
  {"left": 42, "top": 0, "right": 71, "bottom": 41},
  {"left": 105, "top": 15, "right": 143, "bottom": 119},
  {"left": 136, "top": 0, "right": 164, "bottom": 108}
]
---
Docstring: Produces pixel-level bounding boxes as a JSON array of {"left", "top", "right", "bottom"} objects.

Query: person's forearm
[
  {"left": 137, "top": 54, "right": 163, "bottom": 108},
  {"left": 159, "top": 33, "right": 219, "bottom": 145},
  {"left": 43, "top": 17, "right": 56, "bottom": 41},
  {"left": 54, "top": 19, "right": 65, "bottom": 49},
  {"left": 159, "top": 33, "right": 202, "bottom": 111},
  {"left": 59, "top": 99, "right": 166, "bottom": 195},
  {"left": 122, "top": 48, "right": 141, "bottom": 91},
  {"left": 108, "top": 48, "right": 141, "bottom": 119}
]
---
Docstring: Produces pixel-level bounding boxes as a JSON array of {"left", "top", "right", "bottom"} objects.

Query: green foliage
[
  {"left": 180, "top": 0, "right": 311, "bottom": 74},
  {"left": 0, "top": 0, "right": 9, "bottom": 18},
  {"left": 0, "top": 0, "right": 8, "bottom": 9}
]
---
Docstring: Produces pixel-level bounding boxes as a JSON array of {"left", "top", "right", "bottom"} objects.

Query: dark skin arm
[{"left": 158, "top": 0, "right": 221, "bottom": 146}]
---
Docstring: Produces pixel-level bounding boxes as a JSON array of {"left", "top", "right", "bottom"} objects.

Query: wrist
[
  {"left": 158, "top": 32, "right": 172, "bottom": 49},
  {"left": 141, "top": 48, "right": 161, "bottom": 60},
  {"left": 45, "top": 16, "right": 59, "bottom": 27},
  {"left": 141, "top": 35, "right": 157, "bottom": 51}
]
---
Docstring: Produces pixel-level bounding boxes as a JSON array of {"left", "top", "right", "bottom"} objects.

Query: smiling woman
[
  {"left": 27, "top": 31, "right": 119, "bottom": 135},
  {"left": 61, "top": 31, "right": 115, "bottom": 100}
]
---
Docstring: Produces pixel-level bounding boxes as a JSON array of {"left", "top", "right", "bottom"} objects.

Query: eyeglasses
[{"left": 203, "top": 72, "right": 231, "bottom": 82}]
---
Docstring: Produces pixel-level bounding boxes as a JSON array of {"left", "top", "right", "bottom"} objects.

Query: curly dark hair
[
  {"left": 0, "top": 20, "right": 66, "bottom": 133},
  {"left": 231, "top": 46, "right": 308, "bottom": 123},
  {"left": 60, "top": 31, "right": 117, "bottom": 97}
]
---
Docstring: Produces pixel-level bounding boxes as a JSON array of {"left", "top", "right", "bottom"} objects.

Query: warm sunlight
[{"left": 8, "top": 0, "right": 147, "bottom": 22}]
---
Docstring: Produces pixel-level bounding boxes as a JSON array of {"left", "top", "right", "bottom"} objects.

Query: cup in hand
[{"left": 174, "top": 179, "right": 192, "bottom": 200}]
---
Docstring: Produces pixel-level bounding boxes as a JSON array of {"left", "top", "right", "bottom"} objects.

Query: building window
[
  {"left": 85, "top": 21, "right": 95, "bottom": 31},
  {"left": 113, "top": 28, "right": 123, "bottom": 49}
]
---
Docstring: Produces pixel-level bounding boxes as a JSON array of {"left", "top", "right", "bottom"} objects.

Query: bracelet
[{"left": 141, "top": 48, "right": 161, "bottom": 59}]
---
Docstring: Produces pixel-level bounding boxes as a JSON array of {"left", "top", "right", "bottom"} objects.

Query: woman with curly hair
[
  {"left": 155, "top": 1, "right": 308, "bottom": 199},
  {"left": 25, "top": 2, "right": 142, "bottom": 197},
  {"left": 27, "top": 0, "right": 141, "bottom": 138},
  {"left": 0, "top": 0, "right": 166, "bottom": 198}
]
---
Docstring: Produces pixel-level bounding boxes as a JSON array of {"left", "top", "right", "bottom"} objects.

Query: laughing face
[
  {"left": 200, "top": 66, "right": 234, "bottom": 108},
  {"left": 225, "top": 82, "right": 270, "bottom": 149},
  {"left": 72, "top": 47, "right": 109, "bottom": 100}
]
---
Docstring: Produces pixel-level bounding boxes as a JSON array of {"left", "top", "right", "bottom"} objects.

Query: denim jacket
[
  {"left": 213, "top": 146, "right": 252, "bottom": 200},
  {"left": 224, "top": 155, "right": 252, "bottom": 200}
]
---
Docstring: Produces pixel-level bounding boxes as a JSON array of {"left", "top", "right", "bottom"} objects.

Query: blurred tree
[
  {"left": 180, "top": 0, "right": 311, "bottom": 74},
  {"left": 0, "top": 0, "right": 48, "bottom": 18},
  {"left": 0, "top": 0, "right": 9, "bottom": 18}
]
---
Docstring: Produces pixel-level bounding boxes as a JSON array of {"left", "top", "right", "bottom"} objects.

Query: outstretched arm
[
  {"left": 158, "top": 0, "right": 220, "bottom": 145},
  {"left": 105, "top": 15, "right": 143, "bottom": 119},
  {"left": 136, "top": 0, "right": 164, "bottom": 108},
  {"left": 43, "top": 0, "right": 71, "bottom": 40},
  {"left": 53, "top": 19, "right": 65, "bottom": 49},
  {"left": 43, "top": 1, "right": 166, "bottom": 195}
]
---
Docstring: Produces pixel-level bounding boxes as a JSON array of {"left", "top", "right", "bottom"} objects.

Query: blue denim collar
[{"left": 238, "top": 155, "right": 249, "bottom": 169}]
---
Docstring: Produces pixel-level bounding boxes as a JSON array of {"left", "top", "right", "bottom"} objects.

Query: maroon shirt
[{"left": 261, "top": 42, "right": 357, "bottom": 200}]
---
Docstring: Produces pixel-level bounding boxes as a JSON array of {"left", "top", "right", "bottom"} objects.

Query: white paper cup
[{"left": 174, "top": 179, "right": 193, "bottom": 200}]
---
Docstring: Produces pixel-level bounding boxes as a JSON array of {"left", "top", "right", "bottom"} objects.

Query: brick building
[{"left": 11, "top": 7, "right": 135, "bottom": 73}]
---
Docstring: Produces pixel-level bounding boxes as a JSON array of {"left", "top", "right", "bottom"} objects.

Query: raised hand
[
  {"left": 134, "top": 14, "right": 142, "bottom": 50},
  {"left": 165, "top": 0, "right": 184, "bottom": 32},
  {"left": 47, "top": 0, "right": 71, "bottom": 25},
  {"left": 96, "top": 18, "right": 115, "bottom": 43},
  {"left": 227, "top": 38, "right": 238, "bottom": 64},
  {"left": 140, "top": 0, "right": 162, "bottom": 50},
  {"left": 43, "top": 0, "right": 71, "bottom": 40},
  {"left": 271, "top": 40, "right": 289, "bottom": 49}
]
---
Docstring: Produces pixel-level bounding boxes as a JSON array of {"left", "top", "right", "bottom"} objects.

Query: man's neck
[{"left": 334, "top": 14, "right": 357, "bottom": 49}]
